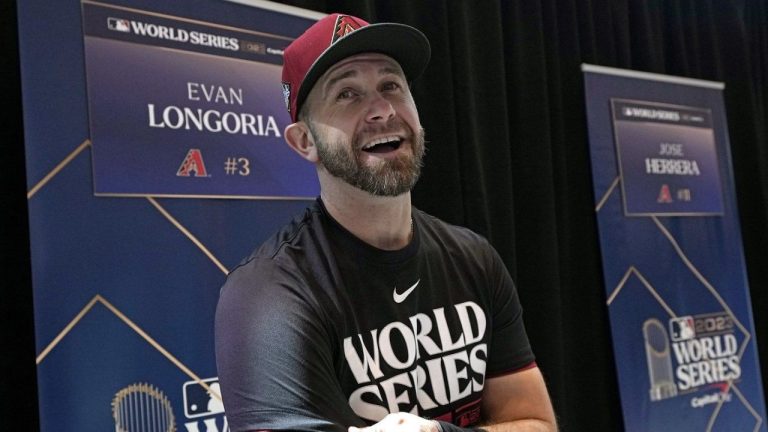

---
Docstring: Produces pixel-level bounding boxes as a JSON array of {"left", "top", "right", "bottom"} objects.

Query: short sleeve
[
  {"left": 215, "top": 258, "right": 361, "bottom": 431},
  {"left": 483, "top": 245, "right": 535, "bottom": 376}
]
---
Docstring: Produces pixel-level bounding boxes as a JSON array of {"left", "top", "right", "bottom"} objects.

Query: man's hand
[
  {"left": 348, "top": 413, "right": 440, "bottom": 432},
  {"left": 347, "top": 367, "right": 557, "bottom": 432}
]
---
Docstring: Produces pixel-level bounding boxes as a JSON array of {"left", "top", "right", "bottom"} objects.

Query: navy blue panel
[
  {"left": 19, "top": 1, "right": 319, "bottom": 430},
  {"left": 583, "top": 67, "right": 767, "bottom": 431}
]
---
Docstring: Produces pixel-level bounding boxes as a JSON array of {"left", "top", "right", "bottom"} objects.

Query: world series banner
[
  {"left": 82, "top": 0, "right": 319, "bottom": 198},
  {"left": 582, "top": 64, "right": 767, "bottom": 431},
  {"left": 18, "top": 0, "right": 323, "bottom": 430}
]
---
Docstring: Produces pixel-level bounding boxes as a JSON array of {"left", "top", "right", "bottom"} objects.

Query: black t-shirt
[{"left": 215, "top": 200, "right": 534, "bottom": 431}]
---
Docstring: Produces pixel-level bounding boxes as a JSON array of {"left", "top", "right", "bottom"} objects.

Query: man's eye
[
  {"left": 337, "top": 89, "right": 356, "bottom": 100},
  {"left": 381, "top": 82, "right": 401, "bottom": 92}
]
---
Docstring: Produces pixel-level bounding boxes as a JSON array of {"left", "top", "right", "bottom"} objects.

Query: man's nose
[{"left": 365, "top": 93, "right": 395, "bottom": 123}]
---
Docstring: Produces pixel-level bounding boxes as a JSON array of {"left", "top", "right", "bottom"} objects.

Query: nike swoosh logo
[{"left": 393, "top": 279, "right": 420, "bottom": 303}]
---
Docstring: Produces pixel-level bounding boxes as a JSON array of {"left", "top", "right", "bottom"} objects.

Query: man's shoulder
[
  {"left": 234, "top": 201, "right": 326, "bottom": 270},
  {"left": 218, "top": 202, "right": 333, "bottom": 311},
  {"left": 414, "top": 208, "right": 491, "bottom": 247}
]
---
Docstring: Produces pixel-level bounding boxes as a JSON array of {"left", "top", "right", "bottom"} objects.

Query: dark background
[{"left": 4, "top": 0, "right": 767, "bottom": 430}]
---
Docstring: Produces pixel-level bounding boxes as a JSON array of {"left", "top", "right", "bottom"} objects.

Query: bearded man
[{"left": 215, "top": 13, "right": 557, "bottom": 432}]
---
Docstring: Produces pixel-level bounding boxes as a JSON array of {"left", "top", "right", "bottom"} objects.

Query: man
[{"left": 215, "top": 13, "right": 557, "bottom": 432}]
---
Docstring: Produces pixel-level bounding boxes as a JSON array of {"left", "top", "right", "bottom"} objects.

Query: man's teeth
[{"left": 363, "top": 136, "right": 401, "bottom": 150}]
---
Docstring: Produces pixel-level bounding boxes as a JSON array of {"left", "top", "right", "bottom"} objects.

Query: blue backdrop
[
  {"left": 19, "top": 0, "right": 321, "bottom": 430},
  {"left": 584, "top": 64, "right": 767, "bottom": 431}
]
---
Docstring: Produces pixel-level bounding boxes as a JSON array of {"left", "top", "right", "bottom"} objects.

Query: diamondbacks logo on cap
[
  {"left": 331, "top": 15, "right": 364, "bottom": 44},
  {"left": 282, "top": 82, "right": 291, "bottom": 112}
]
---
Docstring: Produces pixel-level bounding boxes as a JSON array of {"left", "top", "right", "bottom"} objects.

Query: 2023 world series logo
[{"left": 644, "top": 312, "right": 741, "bottom": 407}]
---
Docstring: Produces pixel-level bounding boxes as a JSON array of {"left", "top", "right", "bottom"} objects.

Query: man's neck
[{"left": 319, "top": 178, "right": 413, "bottom": 251}]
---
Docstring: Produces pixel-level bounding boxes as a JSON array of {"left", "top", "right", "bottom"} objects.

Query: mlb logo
[
  {"left": 107, "top": 17, "right": 131, "bottom": 33},
  {"left": 183, "top": 377, "right": 225, "bottom": 419},
  {"left": 669, "top": 316, "right": 695, "bottom": 341}
]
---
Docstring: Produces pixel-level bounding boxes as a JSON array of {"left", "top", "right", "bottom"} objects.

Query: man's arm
[
  {"left": 477, "top": 367, "right": 557, "bottom": 431},
  {"left": 215, "top": 258, "right": 362, "bottom": 431},
  {"left": 347, "top": 367, "right": 557, "bottom": 432}
]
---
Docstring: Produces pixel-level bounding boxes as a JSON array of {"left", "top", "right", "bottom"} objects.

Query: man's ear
[{"left": 284, "top": 122, "right": 319, "bottom": 163}]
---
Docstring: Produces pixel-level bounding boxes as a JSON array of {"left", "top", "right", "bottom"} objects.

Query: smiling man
[{"left": 215, "top": 13, "right": 557, "bottom": 432}]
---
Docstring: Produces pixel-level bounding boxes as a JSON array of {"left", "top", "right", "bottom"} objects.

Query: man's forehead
[{"left": 322, "top": 53, "right": 405, "bottom": 82}]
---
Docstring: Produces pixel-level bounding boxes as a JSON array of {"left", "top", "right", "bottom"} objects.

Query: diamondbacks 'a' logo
[
  {"left": 657, "top": 184, "right": 673, "bottom": 203},
  {"left": 331, "top": 15, "right": 364, "bottom": 44},
  {"left": 177, "top": 149, "right": 208, "bottom": 177}
]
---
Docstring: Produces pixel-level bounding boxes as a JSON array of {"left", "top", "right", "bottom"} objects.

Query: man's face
[{"left": 302, "top": 53, "right": 425, "bottom": 196}]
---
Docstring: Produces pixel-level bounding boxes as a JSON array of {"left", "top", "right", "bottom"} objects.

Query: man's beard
[{"left": 307, "top": 119, "right": 425, "bottom": 197}]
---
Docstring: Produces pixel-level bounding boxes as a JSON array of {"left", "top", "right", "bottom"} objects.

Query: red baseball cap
[{"left": 281, "top": 13, "right": 431, "bottom": 122}]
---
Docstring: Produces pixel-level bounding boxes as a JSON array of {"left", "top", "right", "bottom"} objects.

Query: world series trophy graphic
[
  {"left": 643, "top": 318, "right": 678, "bottom": 401},
  {"left": 112, "top": 383, "right": 176, "bottom": 432}
]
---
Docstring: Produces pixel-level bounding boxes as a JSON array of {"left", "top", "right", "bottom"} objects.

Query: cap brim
[{"left": 296, "top": 22, "right": 431, "bottom": 117}]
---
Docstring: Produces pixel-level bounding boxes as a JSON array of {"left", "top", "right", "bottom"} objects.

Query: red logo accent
[
  {"left": 177, "top": 149, "right": 208, "bottom": 177},
  {"left": 454, "top": 398, "right": 482, "bottom": 427},
  {"left": 332, "top": 15, "right": 363, "bottom": 43},
  {"left": 657, "top": 184, "right": 673, "bottom": 203}
]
